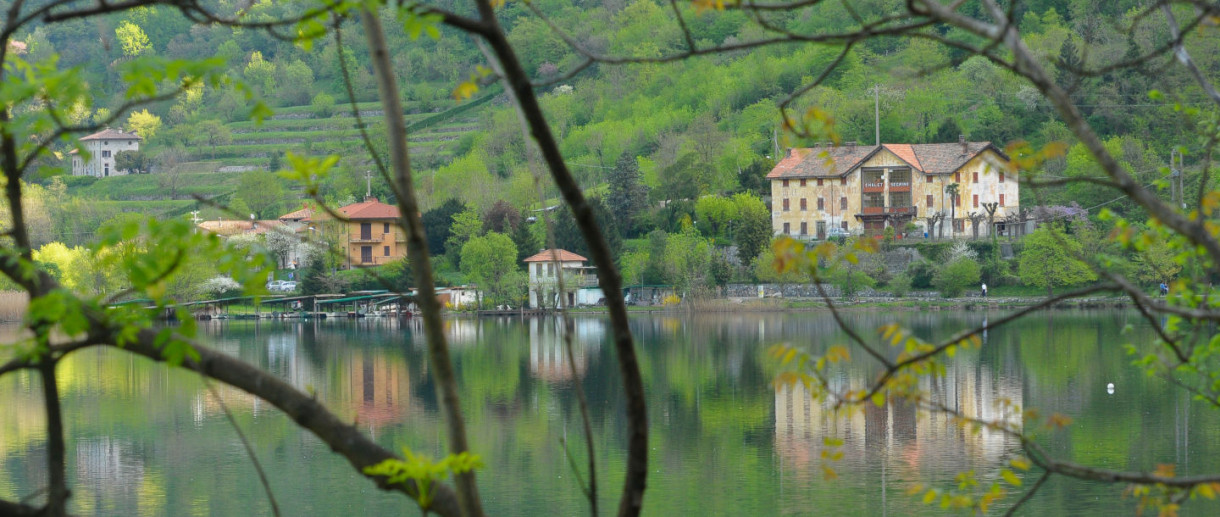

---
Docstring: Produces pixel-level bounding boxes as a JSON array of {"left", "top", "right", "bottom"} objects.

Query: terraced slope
[{"left": 176, "top": 92, "right": 493, "bottom": 172}]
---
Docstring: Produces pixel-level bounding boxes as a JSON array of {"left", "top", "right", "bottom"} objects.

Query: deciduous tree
[{"left": 1018, "top": 225, "right": 1097, "bottom": 296}]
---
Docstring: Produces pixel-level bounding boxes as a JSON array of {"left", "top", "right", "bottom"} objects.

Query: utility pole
[
  {"left": 364, "top": 170, "right": 373, "bottom": 198},
  {"left": 773, "top": 128, "right": 780, "bottom": 160},
  {"left": 874, "top": 84, "right": 880, "bottom": 146},
  {"left": 1170, "top": 148, "right": 1185, "bottom": 210}
]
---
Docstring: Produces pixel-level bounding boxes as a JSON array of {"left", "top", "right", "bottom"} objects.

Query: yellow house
[
  {"left": 302, "top": 197, "right": 407, "bottom": 268},
  {"left": 767, "top": 139, "right": 1015, "bottom": 238}
]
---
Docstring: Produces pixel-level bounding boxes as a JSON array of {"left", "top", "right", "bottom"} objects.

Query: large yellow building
[{"left": 767, "top": 140, "right": 1016, "bottom": 238}]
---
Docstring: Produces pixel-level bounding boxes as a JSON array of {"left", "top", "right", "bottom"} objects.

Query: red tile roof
[
  {"left": 338, "top": 197, "right": 400, "bottom": 220},
  {"left": 278, "top": 204, "right": 314, "bottom": 221},
  {"left": 523, "top": 249, "right": 588, "bottom": 263},
  {"left": 767, "top": 142, "right": 1006, "bottom": 179},
  {"left": 80, "top": 128, "right": 141, "bottom": 141},
  {"left": 766, "top": 145, "right": 876, "bottom": 179},
  {"left": 883, "top": 144, "right": 922, "bottom": 171},
  {"left": 197, "top": 219, "right": 285, "bottom": 236}
]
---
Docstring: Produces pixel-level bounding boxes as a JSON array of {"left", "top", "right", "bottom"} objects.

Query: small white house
[
  {"left": 524, "top": 249, "right": 598, "bottom": 308},
  {"left": 71, "top": 128, "right": 141, "bottom": 177}
]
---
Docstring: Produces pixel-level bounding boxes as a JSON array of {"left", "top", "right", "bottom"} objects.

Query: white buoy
[{"left": 1106, "top": 383, "right": 1115, "bottom": 394}]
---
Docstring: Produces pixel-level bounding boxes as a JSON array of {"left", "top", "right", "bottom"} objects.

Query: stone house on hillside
[
  {"left": 767, "top": 139, "right": 1016, "bottom": 238},
  {"left": 71, "top": 128, "right": 141, "bottom": 177}
]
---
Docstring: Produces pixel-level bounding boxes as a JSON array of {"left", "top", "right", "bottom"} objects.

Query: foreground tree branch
[
  {"left": 360, "top": 7, "right": 485, "bottom": 516},
  {"left": 464, "top": 0, "right": 650, "bottom": 513}
]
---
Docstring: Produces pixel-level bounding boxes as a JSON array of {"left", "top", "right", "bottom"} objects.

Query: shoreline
[{"left": 469, "top": 295, "right": 1132, "bottom": 316}]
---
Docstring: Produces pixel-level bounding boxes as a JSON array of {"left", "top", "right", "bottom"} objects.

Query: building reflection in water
[
  {"left": 191, "top": 326, "right": 413, "bottom": 437},
  {"left": 528, "top": 317, "right": 603, "bottom": 383},
  {"left": 775, "top": 355, "right": 1022, "bottom": 513}
]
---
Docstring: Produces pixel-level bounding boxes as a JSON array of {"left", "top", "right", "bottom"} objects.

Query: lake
[{"left": 2, "top": 310, "right": 1218, "bottom": 515}]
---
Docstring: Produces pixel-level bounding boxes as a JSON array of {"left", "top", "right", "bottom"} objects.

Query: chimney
[
  {"left": 786, "top": 148, "right": 793, "bottom": 158},
  {"left": 959, "top": 134, "right": 967, "bottom": 154},
  {"left": 365, "top": 196, "right": 378, "bottom": 203}
]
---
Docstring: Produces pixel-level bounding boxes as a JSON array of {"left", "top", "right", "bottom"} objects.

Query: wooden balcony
[{"left": 857, "top": 205, "right": 916, "bottom": 218}]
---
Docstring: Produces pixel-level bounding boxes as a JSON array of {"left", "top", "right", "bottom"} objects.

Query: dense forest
[{"left": 3, "top": 0, "right": 1215, "bottom": 299}]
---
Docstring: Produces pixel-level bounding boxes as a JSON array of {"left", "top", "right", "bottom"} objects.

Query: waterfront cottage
[{"left": 524, "top": 248, "right": 601, "bottom": 309}]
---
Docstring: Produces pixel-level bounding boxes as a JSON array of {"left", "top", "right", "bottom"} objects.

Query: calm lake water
[{"left": 2, "top": 310, "right": 1219, "bottom": 516}]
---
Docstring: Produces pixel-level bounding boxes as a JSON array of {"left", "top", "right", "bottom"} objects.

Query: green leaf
[{"left": 1000, "top": 469, "right": 1022, "bottom": 486}]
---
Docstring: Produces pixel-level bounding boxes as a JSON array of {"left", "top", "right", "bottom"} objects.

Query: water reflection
[
  {"left": 529, "top": 317, "right": 603, "bottom": 383},
  {"left": 1, "top": 311, "right": 1219, "bottom": 516}
]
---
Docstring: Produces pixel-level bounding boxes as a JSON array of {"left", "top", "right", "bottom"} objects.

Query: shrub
[
  {"left": 888, "top": 273, "right": 912, "bottom": 297},
  {"left": 907, "top": 260, "right": 936, "bottom": 289},
  {"left": 311, "top": 92, "right": 336, "bottom": 118},
  {"left": 933, "top": 257, "right": 981, "bottom": 298},
  {"left": 829, "top": 266, "right": 876, "bottom": 298}
]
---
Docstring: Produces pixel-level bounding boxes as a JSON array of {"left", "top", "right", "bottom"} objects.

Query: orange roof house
[{"left": 311, "top": 197, "right": 406, "bottom": 268}]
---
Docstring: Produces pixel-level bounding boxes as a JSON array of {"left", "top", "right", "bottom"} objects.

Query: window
[
  {"left": 889, "top": 191, "right": 911, "bottom": 209},
  {"left": 800, "top": 198, "right": 807, "bottom": 211},
  {"left": 817, "top": 198, "right": 824, "bottom": 210},
  {"left": 800, "top": 222, "right": 808, "bottom": 235},
  {"left": 863, "top": 192, "right": 884, "bottom": 210},
  {"left": 953, "top": 219, "right": 964, "bottom": 232},
  {"left": 360, "top": 222, "right": 372, "bottom": 240},
  {"left": 547, "top": 263, "right": 553, "bottom": 276},
  {"left": 841, "top": 221, "right": 848, "bottom": 231},
  {"left": 783, "top": 222, "right": 791, "bottom": 234},
  {"left": 103, "top": 166, "right": 109, "bottom": 177},
  {"left": 889, "top": 168, "right": 911, "bottom": 187},
  {"left": 955, "top": 172, "right": 960, "bottom": 183},
  {"left": 973, "top": 194, "right": 979, "bottom": 208},
  {"left": 384, "top": 246, "right": 390, "bottom": 256},
  {"left": 926, "top": 175, "right": 934, "bottom": 183},
  {"left": 973, "top": 172, "right": 979, "bottom": 183},
  {"left": 102, "top": 150, "right": 111, "bottom": 158},
  {"left": 383, "top": 223, "right": 390, "bottom": 233},
  {"left": 927, "top": 194, "right": 934, "bottom": 208},
  {"left": 817, "top": 178, "right": 824, "bottom": 186},
  {"left": 956, "top": 194, "right": 962, "bottom": 207},
  {"left": 782, "top": 179, "right": 789, "bottom": 187},
  {"left": 999, "top": 172, "right": 1005, "bottom": 183},
  {"left": 782, "top": 199, "right": 790, "bottom": 211},
  {"left": 841, "top": 197, "right": 847, "bottom": 210},
  {"left": 1000, "top": 194, "right": 1006, "bottom": 206},
  {"left": 361, "top": 246, "right": 373, "bottom": 263},
  {"left": 841, "top": 177, "right": 846, "bottom": 186},
  {"left": 800, "top": 179, "right": 806, "bottom": 187},
  {"left": 535, "top": 263, "right": 542, "bottom": 276}
]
